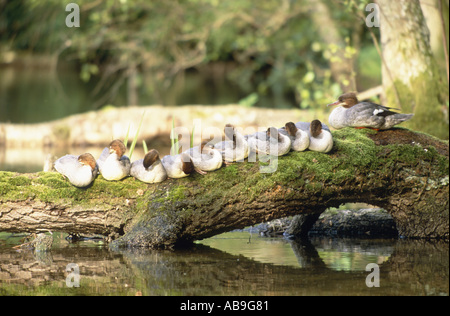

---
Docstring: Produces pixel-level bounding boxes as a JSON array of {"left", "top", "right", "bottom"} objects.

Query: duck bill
[{"left": 327, "top": 100, "right": 341, "bottom": 107}]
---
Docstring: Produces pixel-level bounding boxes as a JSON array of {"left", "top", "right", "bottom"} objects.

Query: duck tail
[
  {"left": 384, "top": 113, "right": 414, "bottom": 128},
  {"left": 391, "top": 113, "right": 414, "bottom": 122}
]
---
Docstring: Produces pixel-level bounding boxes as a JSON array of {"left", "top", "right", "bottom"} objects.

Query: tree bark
[
  {"left": 1, "top": 128, "right": 448, "bottom": 248},
  {"left": 377, "top": 0, "right": 449, "bottom": 139}
]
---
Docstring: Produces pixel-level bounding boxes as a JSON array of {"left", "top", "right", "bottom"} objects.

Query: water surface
[{"left": 1, "top": 232, "right": 448, "bottom": 296}]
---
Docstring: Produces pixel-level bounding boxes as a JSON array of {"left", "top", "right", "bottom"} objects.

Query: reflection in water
[{"left": 0, "top": 232, "right": 448, "bottom": 296}]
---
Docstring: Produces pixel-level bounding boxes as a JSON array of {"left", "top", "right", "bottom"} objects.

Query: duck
[
  {"left": 248, "top": 127, "right": 291, "bottom": 156},
  {"left": 97, "top": 139, "right": 131, "bottom": 181},
  {"left": 161, "top": 152, "right": 195, "bottom": 178},
  {"left": 130, "top": 149, "right": 167, "bottom": 183},
  {"left": 184, "top": 140, "right": 223, "bottom": 174},
  {"left": 284, "top": 122, "right": 310, "bottom": 152},
  {"left": 214, "top": 124, "right": 249, "bottom": 163},
  {"left": 327, "top": 92, "right": 414, "bottom": 130},
  {"left": 308, "top": 119, "right": 333, "bottom": 153},
  {"left": 54, "top": 153, "right": 98, "bottom": 187}
]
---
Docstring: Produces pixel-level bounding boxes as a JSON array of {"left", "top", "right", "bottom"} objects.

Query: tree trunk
[
  {"left": 308, "top": 0, "right": 357, "bottom": 91},
  {"left": 1, "top": 128, "right": 448, "bottom": 248},
  {"left": 377, "top": 0, "right": 449, "bottom": 139}
]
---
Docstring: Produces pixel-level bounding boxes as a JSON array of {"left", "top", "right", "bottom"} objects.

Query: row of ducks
[
  {"left": 55, "top": 92, "right": 414, "bottom": 188},
  {"left": 54, "top": 119, "right": 333, "bottom": 187}
]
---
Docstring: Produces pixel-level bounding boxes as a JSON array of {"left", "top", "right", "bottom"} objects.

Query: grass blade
[
  {"left": 170, "top": 117, "right": 179, "bottom": 155},
  {"left": 190, "top": 123, "right": 195, "bottom": 148},
  {"left": 124, "top": 123, "right": 131, "bottom": 148},
  {"left": 142, "top": 140, "right": 148, "bottom": 154},
  {"left": 171, "top": 118, "right": 175, "bottom": 154},
  {"left": 128, "top": 111, "right": 145, "bottom": 159}
]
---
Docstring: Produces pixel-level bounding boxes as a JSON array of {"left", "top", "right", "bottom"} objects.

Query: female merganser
[
  {"left": 285, "top": 122, "right": 310, "bottom": 152},
  {"left": 327, "top": 92, "right": 414, "bottom": 130},
  {"left": 308, "top": 119, "right": 333, "bottom": 153},
  {"left": 184, "top": 140, "right": 223, "bottom": 174},
  {"left": 54, "top": 153, "right": 98, "bottom": 187},
  {"left": 248, "top": 127, "right": 291, "bottom": 156},
  {"left": 97, "top": 139, "right": 131, "bottom": 181},
  {"left": 214, "top": 124, "right": 249, "bottom": 163},
  {"left": 130, "top": 149, "right": 167, "bottom": 183},
  {"left": 161, "top": 152, "right": 194, "bottom": 178}
]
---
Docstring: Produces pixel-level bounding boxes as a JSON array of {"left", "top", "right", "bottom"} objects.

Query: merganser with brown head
[
  {"left": 248, "top": 127, "right": 291, "bottom": 156},
  {"left": 214, "top": 124, "right": 249, "bottom": 163},
  {"left": 327, "top": 92, "right": 413, "bottom": 130},
  {"left": 97, "top": 139, "right": 131, "bottom": 180},
  {"left": 308, "top": 119, "right": 333, "bottom": 153},
  {"left": 184, "top": 140, "right": 223, "bottom": 174},
  {"left": 285, "top": 122, "right": 310, "bottom": 152},
  {"left": 54, "top": 153, "right": 98, "bottom": 187},
  {"left": 161, "top": 152, "right": 194, "bottom": 178},
  {"left": 130, "top": 149, "right": 167, "bottom": 183}
]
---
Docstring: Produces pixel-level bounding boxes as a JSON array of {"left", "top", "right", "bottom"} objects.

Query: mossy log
[{"left": 0, "top": 128, "right": 448, "bottom": 248}]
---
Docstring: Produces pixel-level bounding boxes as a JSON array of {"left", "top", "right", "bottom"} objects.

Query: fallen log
[
  {"left": 0, "top": 128, "right": 448, "bottom": 248},
  {"left": 0, "top": 105, "right": 311, "bottom": 149}
]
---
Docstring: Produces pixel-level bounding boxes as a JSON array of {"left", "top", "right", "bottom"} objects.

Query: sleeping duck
[
  {"left": 248, "top": 127, "right": 291, "bottom": 156},
  {"left": 161, "top": 152, "right": 195, "bottom": 178},
  {"left": 184, "top": 140, "right": 223, "bottom": 174},
  {"left": 284, "top": 122, "right": 310, "bottom": 152},
  {"left": 308, "top": 119, "right": 333, "bottom": 153},
  {"left": 54, "top": 153, "right": 98, "bottom": 187},
  {"left": 130, "top": 149, "right": 167, "bottom": 183},
  {"left": 214, "top": 124, "right": 249, "bottom": 163},
  {"left": 97, "top": 139, "right": 130, "bottom": 181}
]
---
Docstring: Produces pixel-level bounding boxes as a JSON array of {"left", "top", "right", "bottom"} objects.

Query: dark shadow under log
[{"left": 1, "top": 128, "right": 448, "bottom": 248}]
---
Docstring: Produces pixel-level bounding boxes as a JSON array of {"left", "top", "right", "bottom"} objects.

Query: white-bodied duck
[
  {"left": 214, "top": 124, "right": 249, "bottom": 163},
  {"left": 184, "top": 140, "right": 223, "bottom": 174},
  {"left": 308, "top": 119, "right": 333, "bottom": 153},
  {"left": 97, "top": 139, "right": 131, "bottom": 181},
  {"left": 161, "top": 152, "right": 195, "bottom": 178},
  {"left": 130, "top": 149, "right": 167, "bottom": 183},
  {"left": 327, "top": 92, "right": 414, "bottom": 130},
  {"left": 248, "top": 127, "right": 291, "bottom": 156},
  {"left": 284, "top": 122, "right": 310, "bottom": 152},
  {"left": 54, "top": 153, "right": 98, "bottom": 187}
]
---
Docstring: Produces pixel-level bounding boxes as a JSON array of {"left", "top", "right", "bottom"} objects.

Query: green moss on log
[
  {"left": 112, "top": 128, "right": 448, "bottom": 248},
  {"left": 1, "top": 127, "right": 448, "bottom": 246},
  {"left": 0, "top": 171, "right": 149, "bottom": 208}
]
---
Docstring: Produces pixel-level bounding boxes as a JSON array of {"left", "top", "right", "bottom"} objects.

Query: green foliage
[
  {"left": 238, "top": 93, "right": 259, "bottom": 108},
  {"left": 0, "top": 0, "right": 372, "bottom": 110}
]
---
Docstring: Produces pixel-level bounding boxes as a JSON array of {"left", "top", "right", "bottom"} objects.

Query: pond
[{"left": 0, "top": 232, "right": 448, "bottom": 296}]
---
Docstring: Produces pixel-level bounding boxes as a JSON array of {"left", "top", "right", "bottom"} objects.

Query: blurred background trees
[{"left": 0, "top": 0, "right": 448, "bottom": 138}]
